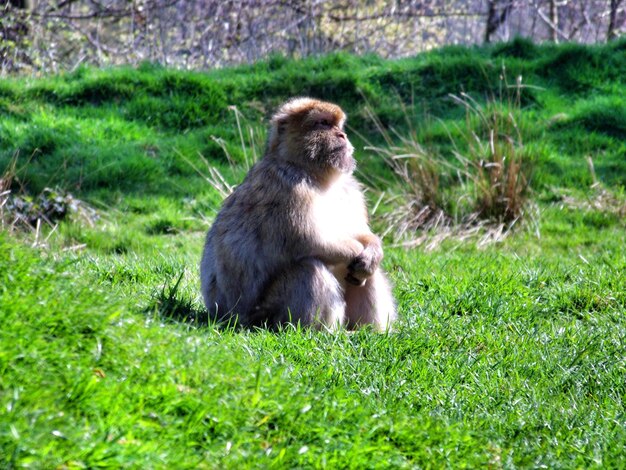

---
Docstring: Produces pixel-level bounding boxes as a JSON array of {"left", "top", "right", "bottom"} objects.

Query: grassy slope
[{"left": 1, "top": 39, "right": 626, "bottom": 468}]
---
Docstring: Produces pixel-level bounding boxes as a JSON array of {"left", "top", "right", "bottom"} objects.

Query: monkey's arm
[
  {"left": 290, "top": 180, "right": 365, "bottom": 266},
  {"left": 308, "top": 237, "right": 364, "bottom": 266},
  {"left": 340, "top": 177, "right": 384, "bottom": 281}
]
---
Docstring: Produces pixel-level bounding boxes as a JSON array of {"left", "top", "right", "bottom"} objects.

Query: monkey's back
[{"left": 200, "top": 158, "right": 315, "bottom": 322}]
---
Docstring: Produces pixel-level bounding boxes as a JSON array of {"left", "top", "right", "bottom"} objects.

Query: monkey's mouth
[{"left": 330, "top": 143, "right": 351, "bottom": 155}]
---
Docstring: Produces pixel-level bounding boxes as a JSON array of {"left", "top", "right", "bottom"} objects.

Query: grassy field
[{"left": 1, "top": 38, "right": 625, "bottom": 468}]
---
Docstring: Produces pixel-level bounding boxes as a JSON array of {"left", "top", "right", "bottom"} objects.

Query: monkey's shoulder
[{"left": 212, "top": 161, "right": 306, "bottom": 225}]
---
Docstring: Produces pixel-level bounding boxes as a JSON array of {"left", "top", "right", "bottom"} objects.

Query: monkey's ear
[
  {"left": 268, "top": 117, "right": 287, "bottom": 151},
  {"left": 276, "top": 119, "right": 287, "bottom": 135}
]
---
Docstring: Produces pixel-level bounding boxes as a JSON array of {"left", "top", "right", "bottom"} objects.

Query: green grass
[
  {"left": 2, "top": 227, "right": 625, "bottom": 468},
  {"left": 2, "top": 38, "right": 626, "bottom": 195},
  {"left": 1, "top": 39, "right": 626, "bottom": 467}
]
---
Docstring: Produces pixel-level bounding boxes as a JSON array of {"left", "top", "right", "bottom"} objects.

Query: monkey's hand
[{"left": 346, "top": 238, "right": 383, "bottom": 285}]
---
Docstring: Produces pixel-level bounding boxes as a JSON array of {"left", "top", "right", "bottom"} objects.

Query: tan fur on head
[{"left": 272, "top": 97, "right": 346, "bottom": 127}]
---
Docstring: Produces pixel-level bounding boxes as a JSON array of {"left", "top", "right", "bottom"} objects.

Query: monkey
[{"left": 200, "top": 97, "right": 396, "bottom": 331}]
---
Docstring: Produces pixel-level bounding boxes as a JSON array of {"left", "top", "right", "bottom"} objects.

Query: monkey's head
[{"left": 267, "top": 97, "right": 356, "bottom": 176}]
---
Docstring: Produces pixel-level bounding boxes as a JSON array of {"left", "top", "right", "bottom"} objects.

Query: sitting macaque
[{"left": 200, "top": 97, "right": 396, "bottom": 330}]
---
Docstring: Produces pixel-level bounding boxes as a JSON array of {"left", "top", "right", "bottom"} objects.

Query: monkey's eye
[{"left": 318, "top": 119, "right": 332, "bottom": 129}]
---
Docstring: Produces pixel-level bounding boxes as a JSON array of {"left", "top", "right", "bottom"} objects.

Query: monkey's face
[
  {"left": 299, "top": 110, "right": 355, "bottom": 173},
  {"left": 270, "top": 99, "right": 356, "bottom": 175}
]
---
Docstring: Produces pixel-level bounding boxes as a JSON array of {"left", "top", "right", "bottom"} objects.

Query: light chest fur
[{"left": 309, "top": 175, "right": 368, "bottom": 242}]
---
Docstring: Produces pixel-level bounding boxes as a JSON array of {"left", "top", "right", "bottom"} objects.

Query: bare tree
[
  {"left": 1, "top": 0, "right": 32, "bottom": 71},
  {"left": 549, "top": 0, "right": 559, "bottom": 42},
  {"left": 2, "top": 0, "right": 624, "bottom": 75}
]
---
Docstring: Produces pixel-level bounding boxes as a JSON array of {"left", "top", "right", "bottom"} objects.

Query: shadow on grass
[
  {"left": 148, "top": 273, "right": 263, "bottom": 332},
  {"left": 150, "top": 272, "right": 379, "bottom": 334},
  {"left": 147, "top": 272, "right": 211, "bottom": 328}
]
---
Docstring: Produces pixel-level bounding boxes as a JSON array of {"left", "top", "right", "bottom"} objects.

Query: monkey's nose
[{"left": 336, "top": 131, "right": 347, "bottom": 140}]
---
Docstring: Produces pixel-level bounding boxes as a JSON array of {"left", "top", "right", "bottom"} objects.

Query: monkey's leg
[
  {"left": 257, "top": 258, "right": 346, "bottom": 330},
  {"left": 200, "top": 242, "right": 232, "bottom": 323},
  {"left": 344, "top": 269, "right": 396, "bottom": 331}
]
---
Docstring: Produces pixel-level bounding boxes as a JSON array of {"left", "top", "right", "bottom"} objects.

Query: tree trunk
[
  {"left": 608, "top": 0, "right": 623, "bottom": 40},
  {"left": 549, "top": 0, "right": 559, "bottom": 42},
  {"left": 484, "top": 0, "right": 514, "bottom": 43}
]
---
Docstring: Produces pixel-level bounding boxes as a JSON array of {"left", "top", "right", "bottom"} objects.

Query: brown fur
[{"left": 200, "top": 97, "right": 396, "bottom": 330}]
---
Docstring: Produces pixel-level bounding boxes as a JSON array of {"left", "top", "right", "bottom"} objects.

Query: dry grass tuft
[
  {"left": 450, "top": 91, "right": 531, "bottom": 225},
  {"left": 363, "top": 74, "right": 535, "bottom": 249},
  {"left": 559, "top": 187, "right": 626, "bottom": 217},
  {"left": 552, "top": 157, "right": 626, "bottom": 218},
  {"left": 179, "top": 105, "right": 264, "bottom": 202}
]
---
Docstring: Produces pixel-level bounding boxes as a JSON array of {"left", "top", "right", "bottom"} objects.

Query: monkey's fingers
[
  {"left": 348, "top": 257, "right": 374, "bottom": 279},
  {"left": 345, "top": 273, "right": 366, "bottom": 287}
]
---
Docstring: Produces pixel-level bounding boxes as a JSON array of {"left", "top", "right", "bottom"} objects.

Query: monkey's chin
[
  {"left": 323, "top": 153, "right": 353, "bottom": 173},
  {"left": 327, "top": 147, "right": 355, "bottom": 173},
  {"left": 340, "top": 155, "right": 357, "bottom": 173}
]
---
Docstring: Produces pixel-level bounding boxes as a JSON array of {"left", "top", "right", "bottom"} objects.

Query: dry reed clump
[
  {"left": 449, "top": 91, "right": 532, "bottom": 225},
  {"left": 363, "top": 77, "right": 535, "bottom": 249},
  {"left": 178, "top": 105, "right": 265, "bottom": 203}
]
